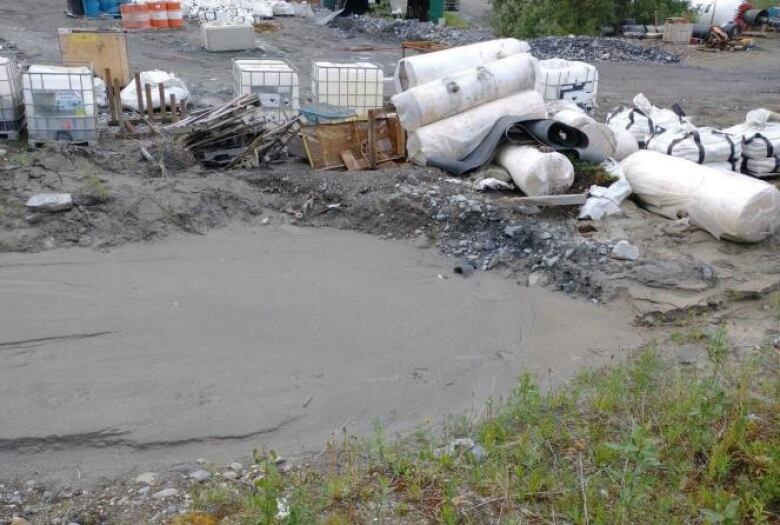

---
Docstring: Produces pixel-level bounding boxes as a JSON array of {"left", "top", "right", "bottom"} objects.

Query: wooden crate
[
  {"left": 58, "top": 28, "right": 130, "bottom": 86},
  {"left": 663, "top": 21, "right": 693, "bottom": 44},
  {"left": 300, "top": 109, "right": 406, "bottom": 170}
]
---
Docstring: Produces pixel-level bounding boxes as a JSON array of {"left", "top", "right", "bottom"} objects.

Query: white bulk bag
[
  {"left": 742, "top": 155, "right": 780, "bottom": 175},
  {"left": 391, "top": 53, "right": 537, "bottom": 132},
  {"left": 607, "top": 93, "right": 687, "bottom": 146},
  {"left": 120, "top": 70, "right": 190, "bottom": 111},
  {"left": 406, "top": 90, "right": 546, "bottom": 165},
  {"left": 534, "top": 59, "right": 598, "bottom": 110},
  {"left": 725, "top": 108, "right": 780, "bottom": 159},
  {"left": 496, "top": 145, "right": 574, "bottom": 196},
  {"left": 646, "top": 124, "right": 742, "bottom": 168},
  {"left": 393, "top": 38, "right": 530, "bottom": 92},
  {"left": 621, "top": 150, "right": 780, "bottom": 242}
]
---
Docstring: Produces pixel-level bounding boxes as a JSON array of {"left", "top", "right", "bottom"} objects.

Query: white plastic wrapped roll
[
  {"left": 621, "top": 150, "right": 780, "bottom": 242},
  {"left": 406, "top": 90, "right": 546, "bottom": 165},
  {"left": 393, "top": 38, "right": 530, "bottom": 92},
  {"left": 552, "top": 109, "right": 616, "bottom": 158},
  {"left": 496, "top": 145, "right": 575, "bottom": 196},
  {"left": 391, "top": 53, "right": 537, "bottom": 132}
]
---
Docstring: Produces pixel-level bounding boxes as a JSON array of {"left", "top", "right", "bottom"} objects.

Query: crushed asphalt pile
[
  {"left": 529, "top": 36, "right": 681, "bottom": 63},
  {"left": 330, "top": 17, "right": 681, "bottom": 62},
  {"left": 331, "top": 16, "right": 496, "bottom": 46}
]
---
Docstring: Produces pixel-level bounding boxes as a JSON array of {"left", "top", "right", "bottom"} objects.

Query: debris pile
[
  {"left": 529, "top": 36, "right": 681, "bottom": 63},
  {"left": 163, "top": 94, "right": 300, "bottom": 168}
]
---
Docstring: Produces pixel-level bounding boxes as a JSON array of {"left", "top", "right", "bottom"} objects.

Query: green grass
[
  {"left": 182, "top": 338, "right": 779, "bottom": 524},
  {"left": 443, "top": 12, "right": 469, "bottom": 28}
]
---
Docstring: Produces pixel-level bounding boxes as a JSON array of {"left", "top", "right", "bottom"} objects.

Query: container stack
[
  {"left": 311, "top": 62, "right": 383, "bottom": 117},
  {"left": 22, "top": 65, "right": 97, "bottom": 147},
  {"left": 0, "top": 57, "right": 24, "bottom": 140},
  {"left": 233, "top": 59, "right": 299, "bottom": 122}
]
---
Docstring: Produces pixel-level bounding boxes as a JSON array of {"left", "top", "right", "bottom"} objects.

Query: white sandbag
[
  {"left": 613, "top": 127, "right": 640, "bottom": 161},
  {"left": 271, "top": 0, "right": 294, "bottom": 15},
  {"left": 646, "top": 123, "right": 742, "bottom": 167},
  {"left": 496, "top": 145, "right": 574, "bottom": 196},
  {"left": 391, "top": 53, "right": 537, "bottom": 132},
  {"left": 725, "top": 108, "right": 780, "bottom": 159},
  {"left": 607, "top": 93, "right": 687, "bottom": 146},
  {"left": 742, "top": 155, "right": 780, "bottom": 175},
  {"left": 534, "top": 59, "right": 598, "bottom": 110},
  {"left": 621, "top": 150, "right": 780, "bottom": 242},
  {"left": 120, "top": 70, "right": 190, "bottom": 111},
  {"left": 578, "top": 160, "right": 632, "bottom": 220},
  {"left": 394, "top": 38, "right": 530, "bottom": 92},
  {"left": 407, "top": 90, "right": 546, "bottom": 165}
]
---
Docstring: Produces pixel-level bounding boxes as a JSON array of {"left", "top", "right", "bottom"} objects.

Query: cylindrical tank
[
  {"left": 691, "top": 0, "right": 742, "bottom": 26},
  {"left": 149, "top": 1, "right": 169, "bottom": 28},
  {"left": 166, "top": 1, "right": 183, "bottom": 28}
]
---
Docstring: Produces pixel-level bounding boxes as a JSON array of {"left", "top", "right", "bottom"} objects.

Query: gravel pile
[
  {"left": 330, "top": 17, "right": 681, "bottom": 63},
  {"left": 530, "top": 36, "right": 681, "bottom": 63},
  {"left": 331, "top": 16, "right": 495, "bottom": 46}
]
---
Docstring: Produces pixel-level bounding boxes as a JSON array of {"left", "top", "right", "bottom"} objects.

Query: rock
[
  {"left": 773, "top": 334, "right": 780, "bottom": 350},
  {"left": 166, "top": 504, "right": 179, "bottom": 514},
  {"left": 11, "top": 518, "right": 33, "bottom": 525},
  {"left": 25, "top": 193, "right": 73, "bottom": 212},
  {"left": 413, "top": 232, "right": 434, "bottom": 249},
  {"left": 470, "top": 444, "right": 487, "bottom": 462},
  {"left": 189, "top": 470, "right": 211, "bottom": 482},
  {"left": 0, "top": 148, "right": 7, "bottom": 157},
  {"left": 137, "top": 486, "right": 151, "bottom": 497},
  {"left": 222, "top": 471, "right": 238, "bottom": 480},
  {"left": 528, "top": 271, "right": 547, "bottom": 287},
  {"left": 152, "top": 488, "right": 178, "bottom": 499},
  {"left": 196, "top": 457, "right": 207, "bottom": 465},
  {"left": 229, "top": 462, "right": 243, "bottom": 472},
  {"left": 611, "top": 240, "right": 639, "bottom": 261},
  {"left": 675, "top": 344, "right": 700, "bottom": 365},
  {"left": 134, "top": 472, "right": 158, "bottom": 485},
  {"left": 453, "top": 260, "right": 476, "bottom": 277}
]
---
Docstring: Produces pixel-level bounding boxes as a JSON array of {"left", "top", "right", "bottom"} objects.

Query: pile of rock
[
  {"left": 530, "top": 36, "right": 680, "bottom": 63},
  {"left": 331, "top": 16, "right": 494, "bottom": 46}
]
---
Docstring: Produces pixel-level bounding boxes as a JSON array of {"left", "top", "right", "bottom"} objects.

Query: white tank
[
  {"left": 691, "top": 0, "right": 742, "bottom": 26},
  {"left": 311, "top": 61, "right": 384, "bottom": 117},
  {"left": 406, "top": 90, "right": 546, "bottom": 165},
  {"left": 391, "top": 53, "right": 537, "bottom": 132},
  {"left": 233, "top": 59, "right": 299, "bottom": 121}
]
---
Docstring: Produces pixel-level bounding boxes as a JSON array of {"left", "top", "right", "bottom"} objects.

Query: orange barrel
[
  {"left": 166, "top": 1, "right": 183, "bottom": 28},
  {"left": 120, "top": 3, "right": 139, "bottom": 30},
  {"left": 149, "top": 1, "right": 169, "bottom": 28},
  {"left": 136, "top": 3, "right": 152, "bottom": 29}
]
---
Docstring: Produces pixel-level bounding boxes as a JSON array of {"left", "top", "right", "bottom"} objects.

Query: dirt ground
[{"left": 0, "top": 2, "right": 779, "bottom": 523}]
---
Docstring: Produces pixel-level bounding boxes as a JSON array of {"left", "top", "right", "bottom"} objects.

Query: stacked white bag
[
  {"left": 621, "top": 150, "right": 780, "bottom": 243},
  {"left": 645, "top": 122, "right": 742, "bottom": 173},
  {"left": 391, "top": 39, "right": 547, "bottom": 166},
  {"left": 725, "top": 109, "right": 780, "bottom": 177},
  {"left": 607, "top": 93, "right": 688, "bottom": 147}
]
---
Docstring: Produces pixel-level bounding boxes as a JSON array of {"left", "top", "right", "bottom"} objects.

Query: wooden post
[
  {"left": 113, "top": 78, "right": 123, "bottom": 128},
  {"left": 367, "top": 108, "right": 377, "bottom": 170},
  {"left": 134, "top": 72, "right": 143, "bottom": 115},
  {"left": 145, "top": 83, "right": 154, "bottom": 119},
  {"left": 104, "top": 68, "right": 116, "bottom": 125},
  {"left": 158, "top": 82, "right": 166, "bottom": 121},
  {"left": 170, "top": 94, "right": 178, "bottom": 123}
]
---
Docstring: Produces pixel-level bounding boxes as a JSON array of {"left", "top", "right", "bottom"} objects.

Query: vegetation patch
[{"left": 181, "top": 335, "right": 778, "bottom": 524}]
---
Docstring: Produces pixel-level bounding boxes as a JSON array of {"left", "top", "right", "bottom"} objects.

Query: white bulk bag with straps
[
  {"left": 496, "top": 145, "right": 575, "bottom": 196},
  {"left": 725, "top": 108, "right": 780, "bottom": 159},
  {"left": 621, "top": 150, "right": 780, "bottom": 243},
  {"left": 607, "top": 93, "right": 687, "bottom": 147},
  {"left": 742, "top": 155, "right": 780, "bottom": 176},
  {"left": 645, "top": 123, "right": 742, "bottom": 170},
  {"left": 391, "top": 53, "right": 537, "bottom": 132}
]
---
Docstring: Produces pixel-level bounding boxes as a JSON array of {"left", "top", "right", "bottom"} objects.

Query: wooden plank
[
  {"left": 340, "top": 150, "right": 362, "bottom": 171},
  {"left": 170, "top": 94, "right": 179, "bottom": 123},
  {"left": 367, "top": 109, "right": 377, "bottom": 170},
  {"left": 145, "top": 83, "right": 154, "bottom": 120},
  {"left": 59, "top": 28, "right": 130, "bottom": 85},
  {"left": 503, "top": 193, "right": 588, "bottom": 207},
  {"left": 134, "top": 72, "right": 144, "bottom": 113},
  {"left": 158, "top": 83, "right": 166, "bottom": 121},
  {"left": 113, "top": 78, "right": 123, "bottom": 127}
]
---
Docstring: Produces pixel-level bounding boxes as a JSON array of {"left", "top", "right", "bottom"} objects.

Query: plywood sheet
[{"left": 59, "top": 28, "right": 130, "bottom": 85}]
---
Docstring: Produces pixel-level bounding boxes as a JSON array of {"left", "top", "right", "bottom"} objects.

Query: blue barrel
[
  {"left": 83, "top": 0, "right": 100, "bottom": 16},
  {"left": 99, "top": 0, "right": 120, "bottom": 14}
]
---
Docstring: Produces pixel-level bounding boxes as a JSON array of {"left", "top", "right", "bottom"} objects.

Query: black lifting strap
[
  {"left": 668, "top": 130, "right": 705, "bottom": 164},
  {"left": 627, "top": 108, "right": 654, "bottom": 135},
  {"left": 713, "top": 130, "right": 737, "bottom": 164}
]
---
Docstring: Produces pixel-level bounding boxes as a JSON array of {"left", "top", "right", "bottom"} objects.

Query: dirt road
[{"left": 0, "top": 225, "right": 639, "bottom": 484}]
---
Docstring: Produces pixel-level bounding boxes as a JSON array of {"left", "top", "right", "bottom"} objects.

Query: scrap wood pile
[{"left": 162, "top": 94, "right": 300, "bottom": 168}]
